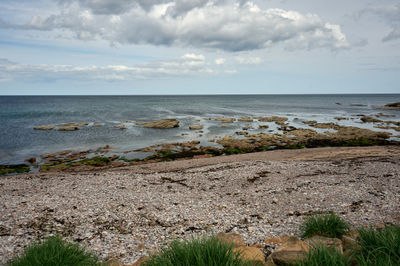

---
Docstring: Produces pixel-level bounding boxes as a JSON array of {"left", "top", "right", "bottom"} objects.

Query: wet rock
[
  {"left": 302, "top": 120, "right": 317, "bottom": 125},
  {"left": 24, "top": 157, "right": 36, "bottom": 164},
  {"left": 114, "top": 124, "right": 128, "bottom": 130},
  {"left": 257, "top": 116, "right": 288, "bottom": 125},
  {"left": 311, "top": 122, "right": 343, "bottom": 130},
  {"left": 215, "top": 117, "right": 236, "bottom": 123},
  {"left": 377, "top": 102, "right": 400, "bottom": 110},
  {"left": 360, "top": 116, "right": 382, "bottom": 123},
  {"left": 233, "top": 246, "right": 265, "bottom": 264},
  {"left": 374, "top": 112, "right": 395, "bottom": 118},
  {"left": 336, "top": 102, "right": 342, "bottom": 105},
  {"left": 34, "top": 125, "right": 55, "bottom": 130},
  {"left": 350, "top": 104, "right": 367, "bottom": 107},
  {"left": 92, "top": 123, "right": 103, "bottom": 127},
  {"left": 189, "top": 125, "right": 204, "bottom": 130},
  {"left": 58, "top": 126, "right": 79, "bottom": 131},
  {"left": 56, "top": 122, "right": 88, "bottom": 127},
  {"left": 269, "top": 236, "right": 309, "bottom": 265},
  {"left": 215, "top": 232, "right": 246, "bottom": 247},
  {"left": 334, "top": 117, "right": 348, "bottom": 121},
  {"left": 238, "top": 117, "right": 253, "bottom": 122},
  {"left": 136, "top": 119, "right": 179, "bottom": 129},
  {"left": 259, "top": 124, "right": 269, "bottom": 129}
]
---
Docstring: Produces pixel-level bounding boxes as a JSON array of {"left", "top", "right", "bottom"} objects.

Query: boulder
[
  {"left": 215, "top": 232, "right": 246, "bottom": 247},
  {"left": 34, "top": 125, "right": 55, "bottom": 130},
  {"left": 137, "top": 119, "right": 179, "bottom": 129},
  {"left": 259, "top": 124, "right": 269, "bottom": 129},
  {"left": 58, "top": 126, "right": 79, "bottom": 131},
  {"left": 233, "top": 246, "right": 265, "bottom": 264},
  {"left": 189, "top": 125, "right": 204, "bottom": 130},
  {"left": 269, "top": 236, "right": 309, "bottom": 265},
  {"left": 304, "top": 235, "right": 343, "bottom": 253},
  {"left": 265, "top": 236, "right": 290, "bottom": 245}
]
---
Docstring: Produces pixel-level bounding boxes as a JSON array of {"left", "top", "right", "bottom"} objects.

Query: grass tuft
[
  {"left": 7, "top": 235, "right": 103, "bottom": 266},
  {"left": 355, "top": 225, "right": 400, "bottom": 266},
  {"left": 301, "top": 213, "right": 349, "bottom": 239},
  {"left": 143, "top": 236, "right": 259, "bottom": 266},
  {"left": 294, "top": 245, "right": 351, "bottom": 266}
]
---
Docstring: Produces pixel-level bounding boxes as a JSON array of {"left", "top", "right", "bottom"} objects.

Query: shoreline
[{"left": 1, "top": 146, "right": 400, "bottom": 264}]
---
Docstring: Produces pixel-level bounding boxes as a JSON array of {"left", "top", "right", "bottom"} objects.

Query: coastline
[{"left": 1, "top": 146, "right": 400, "bottom": 264}]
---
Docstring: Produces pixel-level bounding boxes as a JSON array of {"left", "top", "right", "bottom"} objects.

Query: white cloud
[
  {"left": 215, "top": 58, "right": 225, "bottom": 65},
  {"left": 1, "top": 0, "right": 350, "bottom": 52},
  {"left": 0, "top": 55, "right": 236, "bottom": 82},
  {"left": 235, "top": 56, "right": 263, "bottom": 64},
  {"left": 358, "top": 4, "right": 400, "bottom": 42}
]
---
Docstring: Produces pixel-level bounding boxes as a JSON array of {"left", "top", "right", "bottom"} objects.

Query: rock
[
  {"left": 259, "top": 124, "right": 269, "bottom": 129},
  {"left": 305, "top": 235, "right": 343, "bottom": 253},
  {"left": 377, "top": 102, "right": 400, "bottom": 110},
  {"left": 336, "top": 102, "right": 342, "bottom": 105},
  {"left": 131, "top": 256, "right": 150, "bottom": 266},
  {"left": 233, "top": 246, "right": 265, "bottom": 264},
  {"left": 238, "top": 117, "right": 253, "bottom": 122},
  {"left": 58, "top": 126, "right": 79, "bottom": 131},
  {"left": 56, "top": 122, "right": 88, "bottom": 127},
  {"left": 341, "top": 235, "right": 360, "bottom": 254},
  {"left": 242, "top": 125, "right": 250, "bottom": 130},
  {"left": 360, "top": 115, "right": 382, "bottom": 123},
  {"left": 265, "top": 236, "right": 290, "bottom": 245},
  {"left": 137, "top": 119, "right": 179, "bottom": 129},
  {"left": 215, "top": 117, "right": 236, "bottom": 123},
  {"left": 374, "top": 112, "right": 395, "bottom": 118},
  {"left": 269, "top": 236, "right": 309, "bottom": 265},
  {"left": 92, "top": 123, "right": 103, "bottom": 127},
  {"left": 34, "top": 125, "right": 55, "bottom": 130},
  {"left": 302, "top": 120, "right": 317, "bottom": 125},
  {"left": 24, "top": 157, "right": 36, "bottom": 164},
  {"left": 114, "top": 124, "right": 128, "bottom": 130},
  {"left": 350, "top": 104, "right": 367, "bottom": 107},
  {"left": 334, "top": 117, "right": 348, "bottom": 121},
  {"left": 120, "top": 120, "right": 132, "bottom": 123},
  {"left": 311, "top": 122, "right": 342, "bottom": 130},
  {"left": 215, "top": 232, "right": 246, "bottom": 247},
  {"left": 257, "top": 116, "right": 288, "bottom": 125},
  {"left": 189, "top": 125, "right": 204, "bottom": 130}
]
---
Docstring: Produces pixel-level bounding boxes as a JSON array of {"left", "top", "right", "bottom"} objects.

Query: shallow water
[{"left": 0, "top": 94, "right": 399, "bottom": 164}]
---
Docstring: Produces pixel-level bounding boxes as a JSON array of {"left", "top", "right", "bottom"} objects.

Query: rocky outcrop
[
  {"left": 377, "top": 102, "right": 400, "bottom": 110},
  {"left": 189, "top": 125, "right": 204, "bottom": 130},
  {"left": 238, "top": 117, "right": 253, "bottom": 122},
  {"left": 34, "top": 125, "right": 55, "bottom": 130},
  {"left": 136, "top": 119, "right": 179, "bottom": 129},
  {"left": 360, "top": 115, "right": 382, "bottom": 123},
  {"left": 215, "top": 117, "right": 236, "bottom": 123},
  {"left": 58, "top": 126, "right": 79, "bottom": 131},
  {"left": 257, "top": 116, "right": 288, "bottom": 125}
]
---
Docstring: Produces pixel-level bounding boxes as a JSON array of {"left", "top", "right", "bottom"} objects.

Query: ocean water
[{"left": 1, "top": 94, "right": 399, "bottom": 165}]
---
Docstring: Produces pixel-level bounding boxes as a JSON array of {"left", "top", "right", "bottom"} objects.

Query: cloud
[
  {"left": 0, "top": 55, "right": 236, "bottom": 82},
  {"left": 358, "top": 4, "right": 400, "bottom": 42},
  {"left": 235, "top": 56, "right": 262, "bottom": 64},
  {"left": 1, "top": 0, "right": 349, "bottom": 52},
  {"left": 215, "top": 58, "right": 225, "bottom": 65}
]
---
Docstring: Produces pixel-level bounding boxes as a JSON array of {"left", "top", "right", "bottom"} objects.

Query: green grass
[
  {"left": 301, "top": 213, "right": 349, "bottom": 239},
  {"left": 7, "top": 236, "right": 103, "bottom": 266},
  {"left": 294, "top": 245, "right": 351, "bottom": 266},
  {"left": 355, "top": 225, "right": 400, "bottom": 266},
  {"left": 143, "top": 236, "right": 260, "bottom": 266},
  {"left": 224, "top": 148, "right": 246, "bottom": 155}
]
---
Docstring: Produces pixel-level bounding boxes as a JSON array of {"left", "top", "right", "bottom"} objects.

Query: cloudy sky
[{"left": 0, "top": 0, "right": 399, "bottom": 95}]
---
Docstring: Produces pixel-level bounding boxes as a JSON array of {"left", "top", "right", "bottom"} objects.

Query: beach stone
[
  {"left": 34, "top": 125, "right": 55, "bottom": 130},
  {"left": 233, "top": 246, "right": 265, "bottom": 264},
  {"left": 189, "top": 125, "right": 204, "bottom": 130},
  {"left": 137, "top": 119, "right": 179, "bottom": 129},
  {"left": 269, "top": 236, "right": 309, "bottom": 265},
  {"left": 58, "top": 126, "right": 79, "bottom": 131},
  {"left": 305, "top": 235, "right": 343, "bottom": 253},
  {"left": 215, "top": 232, "right": 246, "bottom": 247}
]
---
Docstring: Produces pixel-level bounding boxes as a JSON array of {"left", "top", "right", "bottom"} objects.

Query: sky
[{"left": 0, "top": 0, "right": 399, "bottom": 95}]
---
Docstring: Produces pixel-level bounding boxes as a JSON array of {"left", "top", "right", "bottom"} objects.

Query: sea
[{"left": 1, "top": 94, "right": 399, "bottom": 165}]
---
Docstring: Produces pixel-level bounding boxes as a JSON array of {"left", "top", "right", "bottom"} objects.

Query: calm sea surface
[{"left": 1, "top": 94, "right": 399, "bottom": 164}]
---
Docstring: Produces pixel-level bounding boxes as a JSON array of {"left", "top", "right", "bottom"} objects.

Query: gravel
[{"left": 1, "top": 150, "right": 400, "bottom": 264}]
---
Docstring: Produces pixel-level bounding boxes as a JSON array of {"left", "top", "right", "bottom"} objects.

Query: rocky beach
[{"left": 1, "top": 146, "right": 400, "bottom": 264}]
